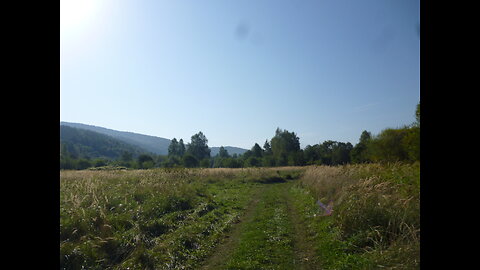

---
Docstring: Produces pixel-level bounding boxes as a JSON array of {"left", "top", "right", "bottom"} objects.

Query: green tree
[
  {"left": 76, "top": 158, "right": 91, "bottom": 170},
  {"left": 93, "top": 158, "right": 107, "bottom": 167},
  {"left": 304, "top": 144, "right": 321, "bottom": 165},
  {"left": 270, "top": 128, "right": 300, "bottom": 166},
  {"left": 245, "top": 157, "right": 261, "bottom": 167},
  {"left": 362, "top": 104, "right": 420, "bottom": 163},
  {"left": 120, "top": 151, "right": 133, "bottom": 162},
  {"left": 199, "top": 158, "right": 211, "bottom": 168},
  {"left": 168, "top": 138, "right": 179, "bottom": 157},
  {"left": 369, "top": 128, "right": 409, "bottom": 162},
  {"left": 242, "top": 150, "right": 253, "bottom": 160},
  {"left": 262, "top": 155, "right": 276, "bottom": 167},
  {"left": 187, "top": 132, "right": 211, "bottom": 160},
  {"left": 331, "top": 142, "right": 353, "bottom": 165},
  {"left": 182, "top": 154, "right": 199, "bottom": 168},
  {"left": 415, "top": 102, "right": 420, "bottom": 126},
  {"left": 142, "top": 160, "right": 155, "bottom": 169},
  {"left": 317, "top": 140, "right": 335, "bottom": 165},
  {"left": 402, "top": 126, "right": 420, "bottom": 162},
  {"left": 213, "top": 146, "right": 231, "bottom": 168},
  {"left": 263, "top": 140, "right": 272, "bottom": 155},
  {"left": 138, "top": 154, "right": 154, "bottom": 169},
  {"left": 218, "top": 146, "right": 230, "bottom": 158},
  {"left": 350, "top": 131, "right": 372, "bottom": 164},
  {"left": 60, "top": 156, "right": 76, "bottom": 170},
  {"left": 223, "top": 157, "right": 242, "bottom": 168},
  {"left": 288, "top": 151, "right": 305, "bottom": 166},
  {"left": 162, "top": 156, "right": 181, "bottom": 168},
  {"left": 251, "top": 143, "right": 263, "bottom": 158},
  {"left": 168, "top": 138, "right": 186, "bottom": 158},
  {"left": 178, "top": 139, "right": 186, "bottom": 157}
]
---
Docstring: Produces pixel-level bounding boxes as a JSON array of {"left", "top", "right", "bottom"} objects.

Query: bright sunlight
[{"left": 60, "top": 0, "right": 100, "bottom": 33}]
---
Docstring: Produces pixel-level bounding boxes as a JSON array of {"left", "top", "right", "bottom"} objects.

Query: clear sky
[{"left": 60, "top": 0, "right": 420, "bottom": 149}]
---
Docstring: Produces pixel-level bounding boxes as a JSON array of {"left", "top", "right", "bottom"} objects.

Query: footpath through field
[{"left": 200, "top": 180, "right": 320, "bottom": 270}]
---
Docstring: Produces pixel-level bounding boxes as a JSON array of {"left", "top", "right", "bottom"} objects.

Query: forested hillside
[
  {"left": 60, "top": 125, "right": 152, "bottom": 169},
  {"left": 60, "top": 122, "right": 172, "bottom": 155}
]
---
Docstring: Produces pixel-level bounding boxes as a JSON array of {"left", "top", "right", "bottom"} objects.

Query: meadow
[{"left": 60, "top": 163, "right": 419, "bottom": 269}]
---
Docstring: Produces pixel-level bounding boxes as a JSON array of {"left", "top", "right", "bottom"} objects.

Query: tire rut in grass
[
  {"left": 216, "top": 182, "right": 295, "bottom": 269},
  {"left": 202, "top": 181, "right": 319, "bottom": 270},
  {"left": 284, "top": 183, "right": 321, "bottom": 270},
  {"left": 200, "top": 185, "right": 267, "bottom": 270}
]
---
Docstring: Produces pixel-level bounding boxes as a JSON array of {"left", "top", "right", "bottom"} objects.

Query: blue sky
[{"left": 60, "top": 0, "right": 420, "bottom": 149}]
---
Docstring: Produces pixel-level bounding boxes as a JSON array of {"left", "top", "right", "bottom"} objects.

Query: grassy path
[
  {"left": 199, "top": 185, "right": 267, "bottom": 270},
  {"left": 60, "top": 165, "right": 420, "bottom": 269},
  {"left": 284, "top": 184, "right": 320, "bottom": 270},
  {"left": 201, "top": 180, "right": 320, "bottom": 270}
]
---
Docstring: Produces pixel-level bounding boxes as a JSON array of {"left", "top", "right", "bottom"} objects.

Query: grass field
[{"left": 60, "top": 163, "right": 419, "bottom": 269}]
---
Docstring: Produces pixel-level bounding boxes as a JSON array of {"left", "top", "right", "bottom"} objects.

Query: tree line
[{"left": 60, "top": 103, "right": 419, "bottom": 170}]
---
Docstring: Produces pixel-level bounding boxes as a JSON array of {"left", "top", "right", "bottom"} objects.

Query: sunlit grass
[
  {"left": 60, "top": 167, "right": 304, "bottom": 269},
  {"left": 294, "top": 162, "right": 420, "bottom": 269}
]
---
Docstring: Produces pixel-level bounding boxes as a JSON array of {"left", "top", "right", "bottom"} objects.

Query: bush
[
  {"left": 76, "top": 159, "right": 92, "bottom": 170},
  {"left": 182, "top": 154, "right": 199, "bottom": 168},
  {"left": 368, "top": 128, "right": 409, "bottom": 162},
  {"left": 141, "top": 161, "right": 155, "bottom": 169},
  {"left": 245, "top": 157, "right": 261, "bottom": 167},
  {"left": 93, "top": 158, "right": 107, "bottom": 167},
  {"left": 162, "top": 156, "right": 182, "bottom": 168},
  {"left": 200, "top": 158, "right": 211, "bottom": 168},
  {"left": 223, "top": 158, "right": 242, "bottom": 168}
]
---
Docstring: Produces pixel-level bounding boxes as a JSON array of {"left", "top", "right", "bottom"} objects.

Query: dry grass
[
  {"left": 60, "top": 167, "right": 305, "bottom": 269},
  {"left": 297, "top": 162, "right": 420, "bottom": 269}
]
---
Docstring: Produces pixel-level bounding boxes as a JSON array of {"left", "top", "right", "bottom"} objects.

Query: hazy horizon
[{"left": 61, "top": 0, "right": 420, "bottom": 149}]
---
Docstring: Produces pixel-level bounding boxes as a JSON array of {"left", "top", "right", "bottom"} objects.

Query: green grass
[
  {"left": 223, "top": 182, "right": 295, "bottom": 270},
  {"left": 60, "top": 167, "right": 304, "bottom": 270},
  {"left": 60, "top": 164, "right": 419, "bottom": 269},
  {"left": 292, "top": 162, "right": 420, "bottom": 269}
]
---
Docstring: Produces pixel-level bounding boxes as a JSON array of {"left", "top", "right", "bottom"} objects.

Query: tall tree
[
  {"left": 351, "top": 131, "right": 372, "bottom": 164},
  {"left": 331, "top": 142, "right": 353, "bottom": 165},
  {"left": 251, "top": 143, "right": 263, "bottom": 158},
  {"left": 213, "top": 146, "right": 230, "bottom": 168},
  {"left": 415, "top": 102, "right": 420, "bottom": 126},
  {"left": 218, "top": 146, "right": 230, "bottom": 158},
  {"left": 168, "top": 138, "right": 179, "bottom": 157},
  {"left": 304, "top": 144, "right": 321, "bottom": 165},
  {"left": 178, "top": 139, "right": 186, "bottom": 157},
  {"left": 369, "top": 128, "right": 409, "bottom": 162},
  {"left": 182, "top": 154, "right": 199, "bottom": 168},
  {"left": 187, "top": 132, "right": 211, "bottom": 160},
  {"left": 270, "top": 128, "right": 300, "bottom": 166},
  {"left": 263, "top": 140, "right": 272, "bottom": 155}
]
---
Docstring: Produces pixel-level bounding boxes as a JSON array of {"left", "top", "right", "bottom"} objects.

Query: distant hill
[
  {"left": 60, "top": 125, "right": 149, "bottom": 159},
  {"left": 210, "top": 146, "right": 248, "bottom": 156},
  {"left": 61, "top": 122, "right": 171, "bottom": 155},
  {"left": 60, "top": 122, "right": 248, "bottom": 157}
]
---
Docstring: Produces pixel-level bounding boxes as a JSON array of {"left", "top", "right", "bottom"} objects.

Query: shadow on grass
[
  {"left": 256, "top": 176, "right": 287, "bottom": 184},
  {"left": 253, "top": 171, "right": 303, "bottom": 184}
]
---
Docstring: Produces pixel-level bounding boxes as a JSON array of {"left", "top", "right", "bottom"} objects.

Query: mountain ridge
[
  {"left": 60, "top": 121, "right": 248, "bottom": 156},
  {"left": 60, "top": 125, "right": 150, "bottom": 160}
]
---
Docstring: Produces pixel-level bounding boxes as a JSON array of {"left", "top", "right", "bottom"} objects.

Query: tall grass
[
  {"left": 60, "top": 167, "right": 304, "bottom": 269},
  {"left": 297, "top": 162, "right": 420, "bottom": 269}
]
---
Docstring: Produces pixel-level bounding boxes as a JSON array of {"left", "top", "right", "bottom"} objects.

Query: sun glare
[{"left": 61, "top": 0, "right": 99, "bottom": 33}]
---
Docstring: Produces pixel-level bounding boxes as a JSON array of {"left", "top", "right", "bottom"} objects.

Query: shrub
[{"left": 183, "top": 154, "right": 199, "bottom": 168}]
